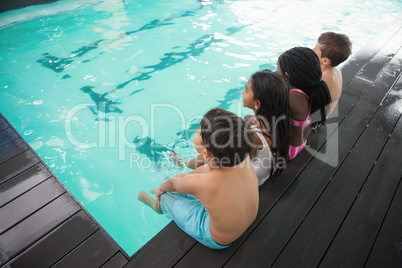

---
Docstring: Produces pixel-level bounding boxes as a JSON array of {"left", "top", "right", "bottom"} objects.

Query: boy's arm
[
  {"left": 185, "top": 154, "right": 205, "bottom": 169},
  {"left": 155, "top": 174, "right": 199, "bottom": 207}
]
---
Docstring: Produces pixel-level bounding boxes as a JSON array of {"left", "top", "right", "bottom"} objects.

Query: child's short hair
[
  {"left": 318, "top": 32, "right": 352, "bottom": 67},
  {"left": 200, "top": 108, "right": 252, "bottom": 168}
]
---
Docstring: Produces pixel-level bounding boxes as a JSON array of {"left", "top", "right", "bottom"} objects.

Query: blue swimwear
[{"left": 160, "top": 192, "right": 230, "bottom": 249}]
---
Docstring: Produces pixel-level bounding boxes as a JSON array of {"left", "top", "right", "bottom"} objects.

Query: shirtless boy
[
  {"left": 138, "top": 108, "right": 259, "bottom": 249},
  {"left": 313, "top": 32, "right": 352, "bottom": 115}
]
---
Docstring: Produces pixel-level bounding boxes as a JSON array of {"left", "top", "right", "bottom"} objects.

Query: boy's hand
[
  {"left": 244, "top": 114, "right": 258, "bottom": 125},
  {"left": 151, "top": 188, "right": 165, "bottom": 208}
]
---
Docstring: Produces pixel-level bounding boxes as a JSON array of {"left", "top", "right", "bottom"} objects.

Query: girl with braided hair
[{"left": 277, "top": 47, "right": 332, "bottom": 160}]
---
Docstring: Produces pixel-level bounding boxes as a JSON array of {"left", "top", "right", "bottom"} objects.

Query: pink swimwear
[{"left": 289, "top": 89, "right": 311, "bottom": 160}]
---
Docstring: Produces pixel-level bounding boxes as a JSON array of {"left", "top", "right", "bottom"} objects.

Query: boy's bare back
[
  {"left": 179, "top": 156, "right": 259, "bottom": 245},
  {"left": 322, "top": 67, "right": 342, "bottom": 115}
]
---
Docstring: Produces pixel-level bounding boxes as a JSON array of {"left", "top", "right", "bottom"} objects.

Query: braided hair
[
  {"left": 250, "top": 70, "right": 290, "bottom": 176},
  {"left": 278, "top": 47, "right": 332, "bottom": 125}
]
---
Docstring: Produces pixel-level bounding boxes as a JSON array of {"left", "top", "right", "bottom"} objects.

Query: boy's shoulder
[{"left": 323, "top": 66, "right": 341, "bottom": 80}]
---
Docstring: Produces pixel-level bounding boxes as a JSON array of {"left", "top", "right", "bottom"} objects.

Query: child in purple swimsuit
[{"left": 277, "top": 47, "right": 332, "bottom": 160}]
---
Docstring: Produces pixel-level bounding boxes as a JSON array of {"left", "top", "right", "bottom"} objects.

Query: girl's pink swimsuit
[{"left": 289, "top": 89, "right": 311, "bottom": 160}]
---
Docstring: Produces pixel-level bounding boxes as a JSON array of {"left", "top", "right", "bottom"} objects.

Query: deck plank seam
[
  {"left": 270, "top": 103, "right": 394, "bottom": 265},
  {"left": 0, "top": 113, "right": 128, "bottom": 258},
  {"left": 219, "top": 167, "right": 314, "bottom": 267},
  {"left": 101, "top": 251, "right": 129, "bottom": 267},
  {"left": 351, "top": 114, "right": 400, "bottom": 204},
  {"left": 0, "top": 209, "right": 85, "bottom": 268},
  {"left": 341, "top": 22, "right": 402, "bottom": 89},
  {"left": 49, "top": 228, "right": 106, "bottom": 268},
  {"left": 0, "top": 128, "right": 18, "bottom": 147},
  {"left": 0, "top": 147, "right": 30, "bottom": 167},
  {"left": 274, "top": 87, "right": 402, "bottom": 267},
  {"left": 356, "top": 28, "right": 402, "bottom": 83},
  {"left": 0, "top": 159, "right": 40, "bottom": 186},
  {"left": 270, "top": 148, "right": 356, "bottom": 266},
  {"left": 354, "top": 76, "right": 375, "bottom": 84},
  {"left": 0, "top": 174, "right": 53, "bottom": 209},
  {"left": 0, "top": 145, "right": 29, "bottom": 162},
  {"left": 0, "top": 183, "right": 66, "bottom": 236},
  {"left": 317, "top": 115, "right": 401, "bottom": 266},
  {"left": 171, "top": 242, "right": 199, "bottom": 267},
  {"left": 363, "top": 175, "right": 402, "bottom": 266},
  {"left": 379, "top": 73, "right": 402, "bottom": 106},
  {"left": 371, "top": 45, "right": 402, "bottom": 83},
  {"left": 47, "top": 218, "right": 100, "bottom": 268}
]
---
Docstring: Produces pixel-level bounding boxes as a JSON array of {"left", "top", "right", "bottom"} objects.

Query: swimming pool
[{"left": 1, "top": 0, "right": 401, "bottom": 256}]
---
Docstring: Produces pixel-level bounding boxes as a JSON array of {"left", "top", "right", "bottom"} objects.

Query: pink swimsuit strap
[
  {"left": 288, "top": 139, "right": 307, "bottom": 160},
  {"left": 290, "top": 89, "right": 311, "bottom": 126}
]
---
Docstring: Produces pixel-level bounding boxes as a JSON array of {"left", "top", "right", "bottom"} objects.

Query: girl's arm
[
  {"left": 170, "top": 150, "right": 205, "bottom": 169},
  {"left": 185, "top": 154, "right": 205, "bottom": 169}
]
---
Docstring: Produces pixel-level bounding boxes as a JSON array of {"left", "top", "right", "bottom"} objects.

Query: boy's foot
[
  {"left": 138, "top": 190, "right": 153, "bottom": 203},
  {"left": 170, "top": 150, "right": 185, "bottom": 166},
  {"left": 138, "top": 190, "right": 163, "bottom": 214}
]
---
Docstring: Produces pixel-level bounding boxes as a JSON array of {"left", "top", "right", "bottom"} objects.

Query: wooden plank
[
  {"left": 0, "top": 128, "right": 18, "bottom": 148},
  {"left": 0, "top": 117, "right": 8, "bottom": 132},
  {"left": 174, "top": 49, "right": 402, "bottom": 268},
  {"left": 0, "top": 138, "right": 28, "bottom": 165},
  {"left": 52, "top": 229, "right": 120, "bottom": 268},
  {"left": 356, "top": 28, "right": 402, "bottom": 82},
  {"left": 124, "top": 222, "right": 196, "bottom": 267},
  {"left": 0, "top": 193, "right": 80, "bottom": 263},
  {"left": 337, "top": 77, "right": 371, "bottom": 119},
  {"left": 0, "top": 163, "right": 51, "bottom": 207},
  {"left": 272, "top": 75, "right": 402, "bottom": 267},
  {"left": 8, "top": 210, "right": 98, "bottom": 268},
  {"left": 101, "top": 252, "right": 128, "bottom": 268},
  {"left": 0, "top": 178, "right": 65, "bottom": 234},
  {"left": 319, "top": 117, "right": 402, "bottom": 267},
  {"left": 0, "top": 150, "right": 39, "bottom": 184},
  {"left": 365, "top": 176, "right": 402, "bottom": 268},
  {"left": 341, "top": 12, "right": 402, "bottom": 87}
]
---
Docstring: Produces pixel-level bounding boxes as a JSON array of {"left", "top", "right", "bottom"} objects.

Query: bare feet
[
  {"left": 138, "top": 190, "right": 151, "bottom": 203},
  {"left": 170, "top": 150, "right": 185, "bottom": 166},
  {"left": 138, "top": 190, "right": 162, "bottom": 214}
]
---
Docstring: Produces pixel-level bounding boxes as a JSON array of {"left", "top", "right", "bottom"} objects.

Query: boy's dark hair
[
  {"left": 318, "top": 32, "right": 352, "bottom": 67},
  {"left": 278, "top": 47, "right": 332, "bottom": 125},
  {"left": 200, "top": 108, "right": 253, "bottom": 168},
  {"left": 250, "top": 70, "right": 290, "bottom": 175}
]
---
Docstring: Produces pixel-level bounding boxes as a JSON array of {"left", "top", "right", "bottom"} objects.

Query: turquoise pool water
[{"left": 1, "top": 0, "right": 401, "bottom": 256}]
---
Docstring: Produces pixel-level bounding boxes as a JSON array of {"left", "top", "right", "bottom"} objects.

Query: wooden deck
[{"left": 1, "top": 12, "right": 401, "bottom": 268}]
